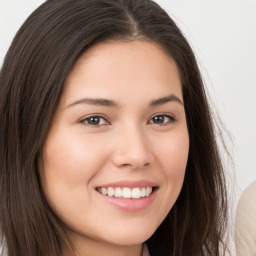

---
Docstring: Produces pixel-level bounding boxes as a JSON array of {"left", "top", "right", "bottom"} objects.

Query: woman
[{"left": 0, "top": 0, "right": 229, "bottom": 255}]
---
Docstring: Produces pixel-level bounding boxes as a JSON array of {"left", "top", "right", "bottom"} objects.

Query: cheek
[
  {"left": 39, "top": 133, "right": 111, "bottom": 218},
  {"left": 155, "top": 131, "right": 189, "bottom": 210},
  {"left": 159, "top": 131, "right": 189, "bottom": 176},
  {"left": 42, "top": 134, "right": 109, "bottom": 186},
  {"left": 40, "top": 134, "right": 111, "bottom": 221}
]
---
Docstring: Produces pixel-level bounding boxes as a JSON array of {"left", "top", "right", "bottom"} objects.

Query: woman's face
[{"left": 40, "top": 41, "right": 189, "bottom": 254}]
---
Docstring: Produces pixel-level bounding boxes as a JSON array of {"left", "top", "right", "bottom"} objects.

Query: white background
[{"left": 0, "top": 0, "right": 256, "bottom": 209}]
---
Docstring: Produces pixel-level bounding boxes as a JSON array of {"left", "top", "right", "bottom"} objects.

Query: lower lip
[{"left": 96, "top": 189, "right": 158, "bottom": 212}]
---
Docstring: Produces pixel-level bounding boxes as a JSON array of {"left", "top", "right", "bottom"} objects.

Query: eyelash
[
  {"left": 80, "top": 115, "right": 109, "bottom": 127},
  {"left": 80, "top": 114, "right": 176, "bottom": 127},
  {"left": 147, "top": 114, "right": 176, "bottom": 125}
]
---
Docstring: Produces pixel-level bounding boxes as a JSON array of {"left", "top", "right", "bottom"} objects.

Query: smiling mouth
[{"left": 96, "top": 187, "right": 157, "bottom": 199}]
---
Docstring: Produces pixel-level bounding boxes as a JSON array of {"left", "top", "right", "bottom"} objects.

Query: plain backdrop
[{"left": 0, "top": 0, "right": 256, "bottom": 212}]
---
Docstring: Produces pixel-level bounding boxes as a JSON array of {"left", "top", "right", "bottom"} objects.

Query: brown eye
[
  {"left": 148, "top": 114, "right": 176, "bottom": 125},
  {"left": 152, "top": 116, "right": 165, "bottom": 124},
  {"left": 81, "top": 116, "right": 109, "bottom": 126}
]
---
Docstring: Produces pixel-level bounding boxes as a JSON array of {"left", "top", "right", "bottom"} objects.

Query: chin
[{"left": 101, "top": 222, "right": 158, "bottom": 246}]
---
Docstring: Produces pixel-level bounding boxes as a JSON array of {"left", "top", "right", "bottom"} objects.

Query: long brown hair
[{"left": 0, "top": 0, "right": 229, "bottom": 255}]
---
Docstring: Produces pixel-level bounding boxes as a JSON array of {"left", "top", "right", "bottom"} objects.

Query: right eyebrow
[{"left": 66, "top": 97, "right": 119, "bottom": 109}]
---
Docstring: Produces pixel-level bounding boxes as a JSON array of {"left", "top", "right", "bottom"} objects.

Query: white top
[{"left": 235, "top": 180, "right": 256, "bottom": 255}]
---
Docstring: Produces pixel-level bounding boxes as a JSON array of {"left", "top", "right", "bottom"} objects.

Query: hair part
[{"left": 0, "top": 0, "right": 229, "bottom": 255}]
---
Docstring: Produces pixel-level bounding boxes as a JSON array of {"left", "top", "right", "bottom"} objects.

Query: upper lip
[{"left": 96, "top": 180, "right": 158, "bottom": 189}]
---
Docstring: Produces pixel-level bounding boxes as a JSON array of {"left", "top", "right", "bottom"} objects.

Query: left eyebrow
[{"left": 150, "top": 94, "right": 183, "bottom": 106}]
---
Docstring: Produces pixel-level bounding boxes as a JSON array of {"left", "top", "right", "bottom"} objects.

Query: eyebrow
[
  {"left": 66, "top": 98, "right": 119, "bottom": 108},
  {"left": 150, "top": 94, "right": 183, "bottom": 106},
  {"left": 66, "top": 94, "right": 183, "bottom": 109}
]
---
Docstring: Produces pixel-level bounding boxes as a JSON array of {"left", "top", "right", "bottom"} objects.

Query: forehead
[{"left": 61, "top": 40, "right": 182, "bottom": 106}]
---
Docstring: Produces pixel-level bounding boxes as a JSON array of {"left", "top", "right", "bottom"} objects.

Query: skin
[{"left": 40, "top": 40, "right": 189, "bottom": 256}]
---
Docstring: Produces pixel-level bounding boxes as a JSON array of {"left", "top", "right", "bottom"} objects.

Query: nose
[{"left": 111, "top": 125, "right": 153, "bottom": 170}]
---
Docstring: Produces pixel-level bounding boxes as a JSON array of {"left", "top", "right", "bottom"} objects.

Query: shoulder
[
  {"left": 235, "top": 180, "right": 256, "bottom": 255},
  {"left": 236, "top": 180, "right": 256, "bottom": 221},
  {"left": 238, "top": 180, "right": 256, "bottom": 202}
]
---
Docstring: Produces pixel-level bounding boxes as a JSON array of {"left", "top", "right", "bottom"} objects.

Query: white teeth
[
  {"left": 132, "top": 188, "right": 141, "bottom": 199},
  {"left": 107, "top": 187, "right": 115, "bottom": 197},
  {"left": 114, "top": 187, "right": 122, "bottom": 197},
  {"left": 102, "top": 187, "right": 107, "bottom": 195},
  {"left": 146, "top": 187, "right": 152, "bottom": 197},
  {"left": 97, "top": 186, "right": 154, "bottom": 199},
  {"left": 141, "top": 188, "right": 146, "bottom": 197},
  {"left": 123, "top": 187, "right": 132, "bottom": 198}
]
